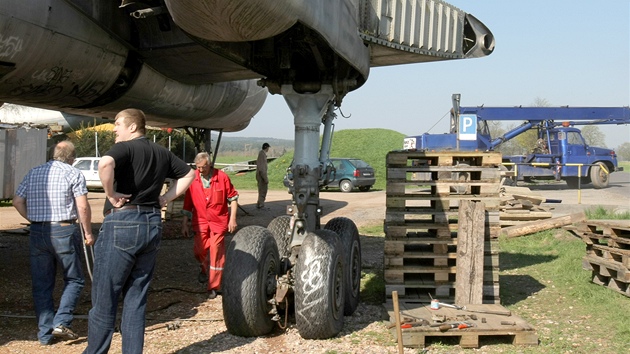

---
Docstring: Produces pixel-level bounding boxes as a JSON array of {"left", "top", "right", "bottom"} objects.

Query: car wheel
[{"left": 339, "top": 180, "right": 353, "bottom": 193}]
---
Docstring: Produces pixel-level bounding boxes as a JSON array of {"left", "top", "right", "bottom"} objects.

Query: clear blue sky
[{"left": 232, "top": 0, "right": 630, "bottom": 149}]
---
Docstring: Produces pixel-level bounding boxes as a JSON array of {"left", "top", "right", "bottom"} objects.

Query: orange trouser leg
[{"left": 193, "top": 226, "right": 225, "bottom": 291}]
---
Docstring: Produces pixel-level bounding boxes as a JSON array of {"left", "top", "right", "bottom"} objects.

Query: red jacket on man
[{"left": 182, "top": 168, "right": 238, "bottom": 233}]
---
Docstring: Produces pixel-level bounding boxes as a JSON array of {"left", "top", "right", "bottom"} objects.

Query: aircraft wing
[{"left": 0, "top": 0, "right": 493, "bottom": 131}]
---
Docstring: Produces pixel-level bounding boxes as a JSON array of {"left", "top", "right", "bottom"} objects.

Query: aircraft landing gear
[{"left": 222, "top": 84, "right": 361, "bottom": 339}]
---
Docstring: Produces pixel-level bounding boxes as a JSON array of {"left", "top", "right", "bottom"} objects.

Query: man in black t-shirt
[{"left": 84, "top": 109, "right": 194, "bottom": 354}]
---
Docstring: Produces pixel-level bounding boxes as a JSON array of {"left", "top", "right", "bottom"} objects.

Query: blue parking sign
[{"left": 459, "top": 114, "right": 477, "bottom": 141}]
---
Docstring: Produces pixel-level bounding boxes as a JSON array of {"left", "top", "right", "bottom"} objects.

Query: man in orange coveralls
[{"left": 181, "top": 152, "right": 238, "bottom": 299}]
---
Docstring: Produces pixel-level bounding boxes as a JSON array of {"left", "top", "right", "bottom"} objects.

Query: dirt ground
[
  {"left": 1, "top": 175, "right": 628, "bottom": 353},
  {"left": 0, "top": 189, "right": 394, "bottom": 354}
]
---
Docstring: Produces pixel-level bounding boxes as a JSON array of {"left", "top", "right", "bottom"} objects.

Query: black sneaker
[
  {"left": 207, "top": 289, "right": 217, "bottom": 299},
  {"left": 52, "top": 325, "right": 78, "bottom": 340}
]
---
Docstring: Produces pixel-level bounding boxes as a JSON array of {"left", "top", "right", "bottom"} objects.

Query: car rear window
[{"left": 348, "top": 159, "right": 370, "bottom": 168}]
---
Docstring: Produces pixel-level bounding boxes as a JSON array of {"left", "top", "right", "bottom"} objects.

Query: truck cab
[{"left": 502, "top": 127, "right": 620, "bottom": 188}]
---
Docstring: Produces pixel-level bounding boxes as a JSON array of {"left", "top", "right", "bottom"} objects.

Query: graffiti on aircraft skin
[{"left": 0, "top": 35, "right": 23, "bottom": 60}]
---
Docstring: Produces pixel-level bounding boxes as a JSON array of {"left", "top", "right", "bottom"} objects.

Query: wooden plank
[
  {"left": 455, "top": 200, "right": 486, "bottom": 305},
  {"left": 499, "top": 211, "right": 553, "bottom": 220},
  {"left": 500, "top": 212, "right": 586, "bottom": 238},
  {"left": 511, "top": 194, "right": 546, "bottom": 205}
]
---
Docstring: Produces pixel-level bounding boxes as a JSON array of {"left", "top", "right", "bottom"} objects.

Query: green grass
[
  {"left": 227, "top": 128, "right": 405, "bottom": 191},
  {"left": 352, "top": 222, "right": 630, "bottom": 352},
  {"left": 495, "top": 230, "right": 630, "bottom": 353},
  {"left": 585, "top": 205, "right": 630, "bottom": 220},
  {"left": 618, "top": 161, "right": 630, "bottom": 171}
]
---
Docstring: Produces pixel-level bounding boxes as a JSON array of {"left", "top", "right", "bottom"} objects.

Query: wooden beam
[
  {"left": 500, "top": 212, "right": 586, "bottom": 238},
  {"left": 455, "top": 200, "right": 486, "bottom": 305}
]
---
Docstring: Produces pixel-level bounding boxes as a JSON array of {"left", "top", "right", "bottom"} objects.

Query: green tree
[
  {"left": 616, "top": 142, "right": 630, "bottom": 161},
  {"left": 71, "top": 123, "right": 116, "bottom": 157},
  {"left": 580, "top": 125, "right": 606, "bottom": 147}
]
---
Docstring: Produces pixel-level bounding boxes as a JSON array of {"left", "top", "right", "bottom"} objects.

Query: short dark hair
[{"left": 262, "top": 143, "right": 270, "bottom": 150}]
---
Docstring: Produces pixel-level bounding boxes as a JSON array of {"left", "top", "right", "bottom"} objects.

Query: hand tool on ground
[
  {"left": 438, "top": 321, "right": 474, "bottom": 332},
  {"left": 387, "top": 317, "right": 429, "bottom": 329},
  {"left": 438, "top": 302, "right": 463, "bottom": 310},
  {"left": 438, "top": 302, "right": 512, "bottom": 317},
  {"left": 463, "top": 307, "right": 512, "bottom": 316}
]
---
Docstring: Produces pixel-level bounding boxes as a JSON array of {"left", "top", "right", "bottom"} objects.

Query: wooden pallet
[
  {"left": 583, "top": 255, "right": 630, "bottom": 282},
  {"left": 387, "top": 150, "right": 502, "bottom": 197},
  {"left": 385, "top": 301, "right": 538, "bottom": 348},
  {"left": 387, "top": 150, "right": 503, "bottom": 167},
  {"left": 590, "top": 273, "right": 630, "bottom": 297},
  {"left": 571, "top": 220, "right": 630, "bottom": 297},
  {"left": 575, "top": 220, "right": 630, "bottom": 238}
]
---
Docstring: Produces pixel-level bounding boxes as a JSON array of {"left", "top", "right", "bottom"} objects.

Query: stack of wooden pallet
[
  {"left": 570, "top": 220, "right": 630, "bottom": 297},
  {"left": 384, "top": 151, "right": 502, "bottom": 304},
  {"left": 499, "top": 186, "right": 551, "bottom": 227}
]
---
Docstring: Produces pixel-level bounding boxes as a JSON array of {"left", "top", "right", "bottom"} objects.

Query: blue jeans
[
  {"left": 29, "top": 222, "right": 85, "bottom": 344},
  {"left": 85, "top": 209, "right": 162, "bottom": 354}
]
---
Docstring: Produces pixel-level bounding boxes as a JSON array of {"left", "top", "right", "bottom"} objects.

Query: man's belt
[
  {"left": 104, "top": 205, "right": 160, "bottom": 216},
  {"left": 31, "top": 220, "right": 76, "bottom": 226}
]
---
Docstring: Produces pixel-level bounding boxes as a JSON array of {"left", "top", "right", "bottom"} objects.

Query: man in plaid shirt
[{"left": 13, "top": 140, "right": 93, "bottom": 345}]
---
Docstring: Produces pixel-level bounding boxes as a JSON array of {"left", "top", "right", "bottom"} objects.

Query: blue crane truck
[{"left": 403, "top": 94, "right": 630, "bottom": 189}]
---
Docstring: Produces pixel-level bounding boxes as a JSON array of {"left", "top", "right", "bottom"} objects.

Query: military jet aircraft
[{"left": 0, "top": 0, "right": 494, "bottom": 339}]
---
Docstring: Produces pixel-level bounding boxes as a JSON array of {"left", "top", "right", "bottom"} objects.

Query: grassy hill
[{"left": 228, "top": 128, "right": 405, "bottom": 191}]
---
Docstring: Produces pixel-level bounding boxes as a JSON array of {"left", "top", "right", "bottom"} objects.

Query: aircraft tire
[
  {"left": 223, "top": 226, "right": 279, "bottom": 337},
  {"left": 324, "top": 217, "right": 361, "bottom": 315},
  {"left": 590, "top": 163, "right": 609, "bottom": 189},
  {"left": 295, "top": 230, "right": 344, "bottom": 339},
  {"left": 268, "top": 215, "right": 292, "bottom": 259}
]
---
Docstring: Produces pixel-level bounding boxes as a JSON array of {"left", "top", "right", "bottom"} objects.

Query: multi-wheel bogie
[{"left": 222, "top": 85, "right": 362, "bottom": 339}]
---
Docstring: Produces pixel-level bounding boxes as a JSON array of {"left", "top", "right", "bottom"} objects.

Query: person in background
[
  {"left": 84, "top": 108, "right": 194, "bottom": 354},
  {"left": 181, "top": 152, "right": 238, "bottom": 299},
  {"left": 256, "top": 142, "right": 270, "bottom": 209},
  {"left": 13, "top": 140, "right": 93, "bottom": 345}
]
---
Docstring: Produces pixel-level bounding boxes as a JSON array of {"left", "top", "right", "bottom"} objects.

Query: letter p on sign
[{"left": 458, "top": 114, "right": 477, "bottom": 141}]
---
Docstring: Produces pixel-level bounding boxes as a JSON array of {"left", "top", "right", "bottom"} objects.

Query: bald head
[{"left": 52, "top": 141, "right": 76, "bottom": 164}]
